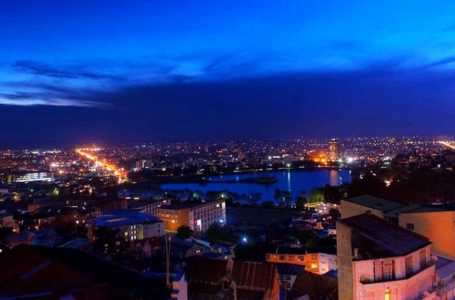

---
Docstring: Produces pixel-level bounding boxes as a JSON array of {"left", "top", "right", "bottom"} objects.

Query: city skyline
[{"left": 2, "top": 1, "right": 455, "bottom": 146}]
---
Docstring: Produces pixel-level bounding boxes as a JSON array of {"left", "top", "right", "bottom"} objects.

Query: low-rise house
[
  {"left": 185, "top": 256, "right": 280, "bottom": 300},
  {"left": 291, "top": 269, "right": 338, "bottom": 300},
  {"left": 266, "top": 245, "right": 337, "bottom": 275}
]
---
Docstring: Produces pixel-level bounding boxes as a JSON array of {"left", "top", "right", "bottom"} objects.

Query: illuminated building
[
  {"left": 399, "top": 208, "right": 455, "bottom": 261},
  {"left": 14, "top": 172, "right": 54, "bottom": 183},
  {"left": 135, "top": 159, "right": 153, "bottom": 170},
  {"left": 342, "top": 195, "right": 455, "bottom": 261},
  {"left": 328, "top": 138, "right": 341, "bottom": 162},
  {"left": 156, "top": 199, "right": 226, "bottom": 233},
  {"left": 128, "top": 199, "right": 168, "bottom": 215},
  {"left": 340, "top": 195, "right": 406, "bottom": 223},
  {"left": 337, "top": 213, "right": 435, "bottom": 300},
  {"left": 87, "top": 210, "right": 164, "bottom": 241},
  {"left": 266, "top": 246, "right": 337, "bottom": 275}
]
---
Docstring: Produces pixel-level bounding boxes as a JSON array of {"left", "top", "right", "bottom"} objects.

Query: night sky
[{"left": 2, "top": 1, "right": 455, "bottom": 147}]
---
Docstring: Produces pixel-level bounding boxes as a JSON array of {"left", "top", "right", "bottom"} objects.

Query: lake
[{"left": 161, "top": 169, "right": 351, "bottom": 203}]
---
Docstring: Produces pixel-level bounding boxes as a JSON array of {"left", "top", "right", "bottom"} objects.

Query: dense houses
[{"left": 2, "top": 137, "right": 455, "bottom": 299}]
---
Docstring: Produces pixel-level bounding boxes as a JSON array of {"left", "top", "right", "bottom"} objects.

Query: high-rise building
[{"left": 328, "top": 139, "right": 341, "bottom": 162}]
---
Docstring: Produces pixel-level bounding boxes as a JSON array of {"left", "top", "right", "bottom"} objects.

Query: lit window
[{"left": 385, "top": 288, "right": 391, "bottom": 300}]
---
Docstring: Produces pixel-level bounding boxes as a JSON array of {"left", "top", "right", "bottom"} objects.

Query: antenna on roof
[{"left": 165, "top": 233, "right": 172, "bottom": 289}]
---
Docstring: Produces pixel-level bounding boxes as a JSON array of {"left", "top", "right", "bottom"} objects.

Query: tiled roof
[
  {"left": 186, "top": 257, "right": 279, "bottom": 298},
  {"left": 186, "top": 256, "right": 228, "bottom": 285},
  {"left": 291, "top": 269, "right": 338, "bottom": 299},
  {"left": 231, "top": 261, "right": 277, "bottom": 291}
]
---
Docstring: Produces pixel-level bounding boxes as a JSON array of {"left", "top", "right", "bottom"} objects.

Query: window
[
  {"left": 405, "top": 255, "right": 413, "bottom": 275},
  {"left": 406, "top": 223, "right": 414, "bottom": 230},
  {"left": 419, "top": 249, "right": 427, "bottom": 267},
  {"left": 374, "top": 260, "right": 395, "bottom": 281},
  {"left": 385, "top": 288, "right": 391, "bottom": 300},
  {"left": 383, "top": 260, "right": 394, "bottom": 280}
]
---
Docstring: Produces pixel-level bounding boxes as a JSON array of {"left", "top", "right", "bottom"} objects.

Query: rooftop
[
  {"left": 186, "top": 256, "right": 278, "bottom": 298},
  {"left": 339, "top": 213, "right": 431, "bottom": 259},
  {"left": 400, "top": 204, "right": 455, "bottom": 214},
  {"left": 93, "top": 210, "right": 162, "bottom": 227},
  {"left": 344, "top": 195, "right": 405, "bottom": 213},
  {"left": 159, "top": 199, "right": 223, "bottom": 210}
]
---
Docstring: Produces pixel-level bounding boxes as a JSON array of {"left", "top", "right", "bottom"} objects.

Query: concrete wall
[
  {"left": 266, "top": 252, "right": 337, "bottom": 275},
  {"left": 340, "top": 200, "right": 384, "bottom": 219},
  {"left": 351, "top": 245, "right": 433, "bottom": 300},
  {"left": 156, "top": 208, "right": 190, "bottom": 232},
  {"left": 353, "top": 263, "right": 434, "bottom": 300},
  {"left": 399, "top": 211, "right": 455, "bottom": 260},
  {"left": 337, "top": 220, "right": 354, "bottom": 300}
]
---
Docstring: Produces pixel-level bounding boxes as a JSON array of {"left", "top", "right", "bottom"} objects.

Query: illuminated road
[
  {"left": 437, "top": 141, "right": 455, "bottom": 150},
  {"left": 75, "top": 148, "right": 128, "bottom": 182}
]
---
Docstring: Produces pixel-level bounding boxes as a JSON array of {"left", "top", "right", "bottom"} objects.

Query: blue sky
[{"left": 1, "top": 0, "right": 455, "bottom": 146}]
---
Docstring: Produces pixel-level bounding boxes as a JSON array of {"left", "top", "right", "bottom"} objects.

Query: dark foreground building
[
  {"left": 185, "top": 256, "right": 280, "bottom": 300},
  {"left": 0, "top": 245, "right": 173, "bottom": 300}
]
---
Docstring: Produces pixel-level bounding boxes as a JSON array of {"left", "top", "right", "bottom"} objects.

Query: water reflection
[{"left": 162, "top": 169, "right": 351, "bottom": 203}]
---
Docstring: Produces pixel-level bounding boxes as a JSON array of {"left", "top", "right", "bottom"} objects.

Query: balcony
[{"left": 360, "top": 261, "right": 435, "bottom": 285}]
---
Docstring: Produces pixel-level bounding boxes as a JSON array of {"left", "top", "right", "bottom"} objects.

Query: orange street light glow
[
  {"left": 75, "top": 148, "right": 127, "bottom": 182},
  {"left": 437, "top": 141, "right": 455, "bottom": 150}
]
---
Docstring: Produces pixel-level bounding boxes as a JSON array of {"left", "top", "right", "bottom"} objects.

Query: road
[
  {"left": 437, "top": 141, "right": 455, "bottom": 150},
  {"left": 75, "top": 148, "right": 128, "bottom": 182}
]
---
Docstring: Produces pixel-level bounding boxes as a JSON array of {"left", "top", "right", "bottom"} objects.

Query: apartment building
[{"left": 156, "top": 199, "right": 226, "bottom": 233}]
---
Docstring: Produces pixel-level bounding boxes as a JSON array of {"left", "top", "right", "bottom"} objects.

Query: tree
[
  {"left": 296, "top": 195, "right": 306, "bottom": 211},
  {"left": 205, "top": 223, "right": 237, "bottom": 243},
  {"left": 308, "top": 188, "right": 325, "bottom": 204},
  {"left": 176, "top": 225, "right": 193, "bottom": 240}
]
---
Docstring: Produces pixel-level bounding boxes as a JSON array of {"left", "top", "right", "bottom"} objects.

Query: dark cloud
[
  {"left": 2, "top": 58, "right": 455, "bottom": 147},
  {"left": 13, "top": 60, "right": 123, "bottom": 80}
]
